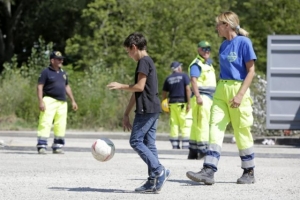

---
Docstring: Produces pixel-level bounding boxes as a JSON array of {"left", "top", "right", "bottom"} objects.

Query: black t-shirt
[
  {"left": 38, "top": 66, "right": 68, "bottom": 101},
  {"left": 134, "top": 56, "right": 161, "bottom": 114},
  {"left": 162, "top": 72, "right": 190, "bottom": 102}
]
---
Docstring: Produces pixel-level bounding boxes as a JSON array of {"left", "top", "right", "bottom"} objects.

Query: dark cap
[
  {"left": 170, "top": 61, "right": 182, "bottom": 70},
  {"left": 197, "top": 41, "right": 211, "bottom": 48},
  {"left": 50, "top": 51, "right": 64, "bottom": 59}
]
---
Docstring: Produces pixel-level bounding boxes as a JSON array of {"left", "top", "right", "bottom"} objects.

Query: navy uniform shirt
[
  {"left": 162, "top": 72, "right": 190, "bottom": 103},
  {"left": 38, "top": 66, "right": 68, "bottom": 101},
  {"left": 134, "top": 56, "right": 161, "bottom": 114}
]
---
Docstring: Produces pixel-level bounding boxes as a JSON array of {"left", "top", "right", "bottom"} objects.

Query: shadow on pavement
[{"left": 48, "top": 187, "right": 156, "bottom": 194}]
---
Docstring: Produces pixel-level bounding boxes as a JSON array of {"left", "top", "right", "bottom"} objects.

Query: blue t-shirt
[
  {"left": 38, "top": 66, "right": 68, "bottom": 101},
  {"left": 219, "top": 36, "right": 257, "bottom": 80},
  {"left": 190, "top": 64, "right": 201, "bottom": 77},
  {"left": 162, "top": 72, "right": 190, "bottom": 102},
  {"left": 190, "top": 58, "right": 212, "bottom": 77}
]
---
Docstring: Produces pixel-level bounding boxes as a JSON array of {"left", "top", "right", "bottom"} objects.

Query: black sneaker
[
  {"left": 237, "top": 169, "right": 255, "bottom": 184},
  {"left": 156, "top": 168, "right": 171, "bottom": 192},
  {"left": 135, "top": 177, "right": 156, "bottom": 193},
  {"left": 186, "top": 167, "right": 215, "bottom": 185}
]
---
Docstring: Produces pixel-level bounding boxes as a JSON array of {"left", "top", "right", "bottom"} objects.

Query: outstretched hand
[{"left": 107, "top": 82, "right": 122, "bottom": 90}]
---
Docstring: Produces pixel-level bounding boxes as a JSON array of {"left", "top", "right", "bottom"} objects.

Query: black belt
[{"left": 169, "top": 97, "right": 186, "bottom": 103}]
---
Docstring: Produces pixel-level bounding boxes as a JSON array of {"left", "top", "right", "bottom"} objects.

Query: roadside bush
[{"left": 0, "top": 41, "right": 285, "bottom": 136}]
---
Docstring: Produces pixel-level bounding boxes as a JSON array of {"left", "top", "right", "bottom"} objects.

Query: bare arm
[
  {"left": 123, "top": 93, "right": 136, "bottom": 131},
  {"left": 230, "top": 60, "right": 255, "bottom": 107},
  {"left": 107, "top": 73, "right": 147, "bottom": 92},
  {"left": 37, "top": 84, "right": 45, "bottom": 111},
  {"left": 124, "top": 93, "right": 136, "bottom": 116},
  {"left": 107, "top": 72, "right": 146, "bottom": 131},
  {"left": 66, "top": 85, "right": 78, "bottom": 111},
  {"left": 238, "top": 60, "right": 255, "bottom": 97},
  {"left": 191, "top": 76, "right": 203, "bottom": 105},
  {"left": 185, "top": 85, "right": 191, "bottom": 112},
  {"left": 162, "top": 91, "right": 168, "bottom": 100}
]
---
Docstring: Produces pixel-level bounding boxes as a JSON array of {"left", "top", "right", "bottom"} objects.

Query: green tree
[
  {"left": 66, "top": 0, "right": 237, "bottom": 84},
  {"left": 0, "top": 0, "right": 91, "bottom": 72},
  {"left": 0, "top": 0, "right": 33, "bottom": 71},
  {"left": 232, "top": 0, "right": 300, "bottom": 73}
]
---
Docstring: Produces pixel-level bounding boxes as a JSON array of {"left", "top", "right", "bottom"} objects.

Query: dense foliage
[{"left": 0, "top": 0, "right": 299, "bottom": 135}]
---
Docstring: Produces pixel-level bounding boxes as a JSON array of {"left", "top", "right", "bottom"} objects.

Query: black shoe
[
  {"left": 187, "top": 150, "right": 198, "bottom": 159},
  {"left": 237, "top": 169, "right": 255, "bottom": 184},
  {"left": 186, "top": 167, "right": 215, "bottom": 185},
  {"left": 135, "top": 177, "right": 157, "bottom": 193}
]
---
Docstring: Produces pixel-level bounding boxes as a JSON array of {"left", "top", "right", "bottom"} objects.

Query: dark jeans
[{"left": 129, "top": 113, "right": 163, "bottom": 178}]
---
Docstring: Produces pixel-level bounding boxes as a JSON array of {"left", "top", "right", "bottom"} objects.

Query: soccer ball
[{"left": 91, "top": 138, "right": 115, "bottom": 162}]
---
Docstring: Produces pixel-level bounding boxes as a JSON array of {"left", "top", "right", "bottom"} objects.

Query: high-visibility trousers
[
  {"left": 189, "top": 95, "right": 213, "bottom": 154},
  {"left": 204, "top": 80, "right": 255, "bottom": 171},
  {"left": 169, "top": 103, "right": 192, "bottom": 149},
  {"left": 37, "top": 96, "right": 67, "bottom": 149}
]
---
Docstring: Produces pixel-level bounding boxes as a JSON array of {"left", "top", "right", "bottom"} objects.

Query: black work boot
[
  {"left": 197, "top": 152, "right": 206, "bottom": 160},
  {"left": 237, "top": 168, "right": 255, "bottom": 184},
  {"left": 187, "top": 150, "right": 198, "bottom": 159},
  {"left": 186, "top": 167, "right": 215, "bottom": 185}
]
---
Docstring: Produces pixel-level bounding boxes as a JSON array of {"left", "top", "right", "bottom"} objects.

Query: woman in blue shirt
[{"left": 186, "top": 11, "right": 257, "bottom": 185}]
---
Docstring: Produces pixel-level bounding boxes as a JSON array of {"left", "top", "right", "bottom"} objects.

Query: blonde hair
[{"left": 216, "top": 11, "right": 249, "bottom": 37}]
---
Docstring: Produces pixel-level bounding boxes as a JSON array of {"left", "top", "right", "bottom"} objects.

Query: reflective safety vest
[{"left": 188, "top": 55, "right": 216, "bottom": 97}]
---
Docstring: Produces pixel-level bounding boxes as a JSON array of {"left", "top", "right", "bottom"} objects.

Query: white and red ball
[{"left": 91, "top": 138, "right": 115, "bottom": 162}]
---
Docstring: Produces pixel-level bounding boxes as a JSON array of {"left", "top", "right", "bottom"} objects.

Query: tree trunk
[
  {"left": 0, "top": 0, "right": 25, "bottom": 73},
  {"left": 0, "top": 29, "right": 4, "bottom": 70}
]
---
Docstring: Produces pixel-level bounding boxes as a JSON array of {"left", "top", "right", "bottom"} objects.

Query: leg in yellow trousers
[
  {"left": 188, "top": 95, "right": 213, "bottom": 159},
  {"left": 37, "top": 96, "right": 68, "bottom": 153},
  {"left": 204, "top": 80, "right": 254, "bottom": 171},
  {"left": 169, "top": 103, "right": 192, "bottom": 149}
]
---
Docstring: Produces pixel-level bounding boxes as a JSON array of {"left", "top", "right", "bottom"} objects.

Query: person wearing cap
[
  {"left": 162, "top": 61, "right": 192, "bottom": 149},
  {"left": 187, "top": 40, "right": 216, "bottom": 160},
  {"left": 36, "top": 51, "right": 78, "bottom": 154},
  {"left": 186, "top": 11, "right": 257, "bottom": 185}
]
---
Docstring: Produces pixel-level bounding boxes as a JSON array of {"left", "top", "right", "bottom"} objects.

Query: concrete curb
[{"left": 0, "top": 130, "right": 299, "bottom": 146}]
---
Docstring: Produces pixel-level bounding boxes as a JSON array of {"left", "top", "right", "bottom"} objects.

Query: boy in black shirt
[{"left": 107, "top": 32, "right": 170, "bottom": 193}]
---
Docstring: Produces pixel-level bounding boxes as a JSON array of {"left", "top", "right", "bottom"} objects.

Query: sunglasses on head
[{"left": 201, "top": 47, "right": 211, "bottom": 52}]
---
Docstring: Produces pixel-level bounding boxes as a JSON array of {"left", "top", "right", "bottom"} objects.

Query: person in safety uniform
[
  {"left": 162, "top": 61, "right": 192, "bottom": 149},
  {"left": 36, "top": 51, "right": 78, "bottom": 154},
  {"left": 186, "top": 11, "right": 257, "bottom": 185},
  {"left": 187, "top": 41, "right": 216, "bottom": 160}
]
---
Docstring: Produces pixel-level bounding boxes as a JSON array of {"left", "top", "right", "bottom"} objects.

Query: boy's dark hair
[{"left": 123, "top": 32, "right": 147, "bottom": 50}]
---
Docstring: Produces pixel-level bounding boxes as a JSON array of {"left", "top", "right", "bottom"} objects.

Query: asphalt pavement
[{"left": 0, "top": 131, "right": 300, "bottom": 200}]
